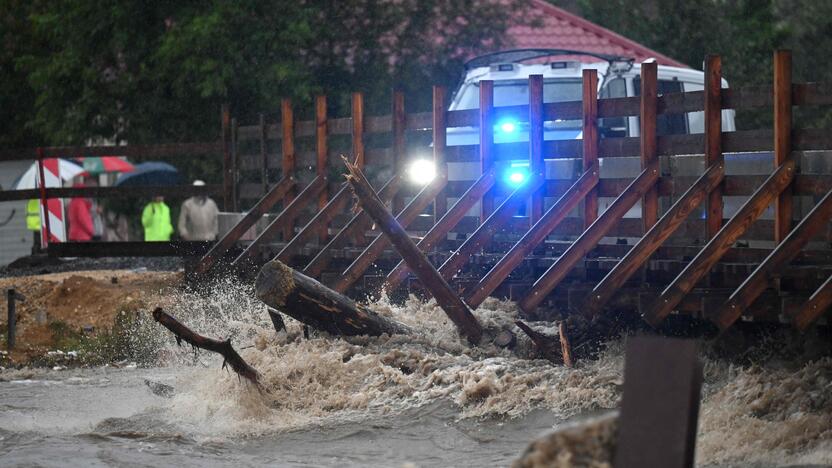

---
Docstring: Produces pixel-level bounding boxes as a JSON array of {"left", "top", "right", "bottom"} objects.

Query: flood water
[{"left": 2, "top": 278, "right": 832, "bottom": 467}]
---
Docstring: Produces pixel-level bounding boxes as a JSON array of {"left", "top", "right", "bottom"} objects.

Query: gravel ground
[{"left": 0, "top": 255, "right": 183, "bottom": 278}]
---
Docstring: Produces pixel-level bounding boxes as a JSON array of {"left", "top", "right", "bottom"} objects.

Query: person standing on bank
[
  {"left": 68, "top": 180, "right": 95, "bottom": 242},
  {"left": 178, "top": 180, "right": 219, "bottom": 241},
  {"left": 142, "top": 195, "right": 173, "bottom": 241},
  {"left": 26, "top": 199, "right": 42, "bottom": 253}
]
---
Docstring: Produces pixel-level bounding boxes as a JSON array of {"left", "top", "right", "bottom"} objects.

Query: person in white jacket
[{"left": 178, "top": 180, "right": 219, "bottom": 241}]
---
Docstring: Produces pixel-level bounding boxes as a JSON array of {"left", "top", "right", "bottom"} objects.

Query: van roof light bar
[{"left": 464, "top": 48, "right": 632, "bottom": 70}]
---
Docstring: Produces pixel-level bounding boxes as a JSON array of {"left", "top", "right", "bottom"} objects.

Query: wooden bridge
[{"left": 3, "top": 50, "right": 832, "bottom": 332}]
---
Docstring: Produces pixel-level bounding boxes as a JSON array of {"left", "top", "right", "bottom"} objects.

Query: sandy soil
[{"left": 0, "top": 269, "right": 182, "bottom": 364}]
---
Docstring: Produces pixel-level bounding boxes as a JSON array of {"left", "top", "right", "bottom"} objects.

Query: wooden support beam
[
  {"left": 259, "top": 113, "right": 268, "bottom": 196},
  {"left": 333, "top": 176, "right": 447, "bottom": 293},
  {"left": 705, "top": 55, "right": 724, "bottom": 238},
  {"left": 480, "top": 80, "right": 495, "bottom": 222},
  {"left": 774, "top": 50, "right": 794, "bottom": 243},
  {"left": 519, "top": 162, "right": 660, "bottom": 313},
  {"left": 433, "top": 86, "right": 448, "bottom": 219},
  {"left": 392, "top": 90, "right": 406, "bottom": 214},
  {"left": 713, "top": 189, "right": 832, "bottom": 330},
  {"left": 643, "top": 158, "right": 796, "bottom": 327},
  {"left": 316, "top": 95, "right": 329, "bottom": 241},
  {"left": 529, "top": 75, "right": 544, "bottom": 224},
  {"left": 275, "top": 183, "right": 351, "bottom": 265},
  {"left": 582, "top": 70, "right": 599, "bottom": 229},
  {"left": 303, "top": 175, "right": 401, "bottom": 278},
  {"left": 221, "top": 104, "right": 232, "bottom": 211},
  {"left": 585, "top": 163, "right": 725, "bottom": 317},
  {"left": 437, "top": 175, "right": 545, "bottom": 283},
  {"left": 640, "top": 62, "right": 659, "bottom": 231},
  {"left": 352, "top": 92, "right": 365, "bottom": 168},
  {"left": 794, "top": 274, "right": 832, "bottom": 331},
  {"left": 281, "top": 99, "right": 296, "bottom": 240},
  {"left": 383, "top": 169, "right": 497, "bottom": 292},
  {"left": 344, "top": 158, "right": 483, "bottom": 344},
  {"left": 233, "top": 175, "right": 327, "bottom": 267},
  {"left": 194, "top": 176, "right": 295, "bottom": 275},
  {"left": 614, "top": 337, "right": 702, "bottom": 468},
  {"left": 465, "top": 164, "right": 599, "bottom": 308}
]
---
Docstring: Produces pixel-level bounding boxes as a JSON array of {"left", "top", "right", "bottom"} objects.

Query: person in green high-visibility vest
[
  {"left": 141, "top": 196, "right": 174, "bottom": 241},
  {"left": 26, "top": 199, "right": 42, "bottom": 254}
]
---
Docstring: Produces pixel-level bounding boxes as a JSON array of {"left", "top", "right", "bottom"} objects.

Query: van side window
[
  {"left": 634, "top": 76, "right": 687, "bottom": 135},
  {"left": 599, "top": 77, "right": 627, "bottom": 138}
]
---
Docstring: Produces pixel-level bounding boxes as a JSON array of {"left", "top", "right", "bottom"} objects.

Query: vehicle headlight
[{"left": 408, "top": 159, "right": 436, "bottom": 185}]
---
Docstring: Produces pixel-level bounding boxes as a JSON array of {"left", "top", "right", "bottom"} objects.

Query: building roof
[{"left": 505, "top": 0, "right": 689, "bottom": 68}]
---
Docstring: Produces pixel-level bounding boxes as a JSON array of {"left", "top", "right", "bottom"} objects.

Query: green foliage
[{"left": 4, "top": 0, "right": 528, "bottom": 152}]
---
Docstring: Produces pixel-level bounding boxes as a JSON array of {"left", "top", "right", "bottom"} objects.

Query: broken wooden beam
[
  {"left": 344, "top": 157, "right": 483, "bottom": 344},
  {"left": 256, "top": 259, "right": 410, "bottom": 337},
  {"left": 152, "top": 307, "right": 261, "bottom": 386}
]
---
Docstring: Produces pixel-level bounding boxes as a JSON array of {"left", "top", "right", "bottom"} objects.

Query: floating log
[
  {"left": 515, "top": 320, "right": 571, "bottom": 366},
  {"left": 343, "top": 157, "right": 484, "bottom": 345},
  {"left": 152, "top": 307, "right": 261, "bottom": 386},
  {"left": 256, "top": 259, "right": 410, "bottom": 337}
]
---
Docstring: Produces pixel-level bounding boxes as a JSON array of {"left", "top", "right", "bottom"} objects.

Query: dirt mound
[{"left": 0, "top": 270, "right": 182, "bottom": 364}]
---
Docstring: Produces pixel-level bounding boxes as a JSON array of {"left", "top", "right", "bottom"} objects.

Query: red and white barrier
[{"left": 37, "top": 152, "right": 66, "bottom": 248}]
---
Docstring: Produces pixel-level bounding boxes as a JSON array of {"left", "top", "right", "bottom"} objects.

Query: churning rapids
[{"left": 2, "top": 277, "right": 832, "bottom": 467}]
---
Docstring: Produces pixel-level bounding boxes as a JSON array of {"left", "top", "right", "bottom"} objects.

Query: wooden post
[
  {"left": 640, "top": 62, "right": 658, "bottom": 232},
  {"left": 704, "top": 55, "right": 724, "bottom": 238},
  {"left": 643, "top": 158, "right": 796, "bottom": 327},
  {"left": 352, "top": 92, "right": 365, "bottom": 168},
  {"left": 582, "top": 70, "right": 599, "bottom": 228},
  {"left": 585, "top": 163, "right": 724, "bottom": 317},
  {"left": 194, "top": 176, "right": 295, "bottom": 274},
  {"left": 433, "top": 86, "right": 448, "bottom": 220},
  {"left": 256, "top": 260, "right": 410, "bottom": 337},
  {"left": 315, "top": 95, "right": 329, "bottom": 242},
  {"left": 714, "top": 189, "right": 832, "bottom": 331},
  {"left": 529, "top": 75, "right": 544, "bottom": 224},
  {"left": 774, "top": 50, "right": 794, "bottom": 243},
  {"left": 344, "top": 159, "right": 483, "bottom": 344},
  {"left": 6, "top": 288, "right": 24, "bottom": 350},
  {"left": 221, "top": 104, "right": 232, "bottom": 211},
  {"left": 614, "top": 337, "right": 702, "bottom": 468},
  {"left": 794, "top": 274, "right": 832, "bottom": 331},
  {"left": 465, "top": 164, "right": 599, "bottom": 309},
  {"left": 480, "top": 80, "right": 495, "bottom": 222},
  {"left": 383, "top": 169, "right": 497, "bottom": 292},
  {"left": 392, "top": 90, "right": 406, "bottom": 214},
  {"left": 259, "top": 113, "right": 268, "bottom": 196},
  {"left": 519, "top": 162, "right": 659, "bottom": 313},
  {"left": 230, "top": 117, "right": 239, "bottom": 211},
  {"left": 281, "top": 99, "right": 296, "bottom": 240}
]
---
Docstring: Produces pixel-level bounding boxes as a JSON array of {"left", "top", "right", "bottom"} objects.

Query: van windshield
[
  {"left": 456, "top": 78, "right": 583, "bottom": 109},
  {"left": 455, "top": 78, "right": 583, "bottom": 130}
]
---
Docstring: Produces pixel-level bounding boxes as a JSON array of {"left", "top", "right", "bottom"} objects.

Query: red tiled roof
[{"left": 505, "top": 0, "right": 689, "bottom": 68}]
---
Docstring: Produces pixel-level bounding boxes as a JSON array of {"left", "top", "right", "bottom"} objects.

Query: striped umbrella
[{"left": 75, "top": 156, "right": 135, "bottom": 175}]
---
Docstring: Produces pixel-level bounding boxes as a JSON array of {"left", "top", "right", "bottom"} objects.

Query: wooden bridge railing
[{"left": 204, "top": 49, "right": 832, "bottom": 331}]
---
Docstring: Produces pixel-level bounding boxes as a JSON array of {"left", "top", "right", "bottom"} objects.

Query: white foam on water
[{"left": 145, "top": 277, "right": 832, "bottom": 465}]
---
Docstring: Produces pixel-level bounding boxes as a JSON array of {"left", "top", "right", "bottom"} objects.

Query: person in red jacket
[{"left": 68, "top": 182, "right": 94, "bottom": 242}]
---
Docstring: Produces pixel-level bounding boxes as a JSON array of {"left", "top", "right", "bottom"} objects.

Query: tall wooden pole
[{"left": 774, "top": 50, "right": 794, "bottom": 243}]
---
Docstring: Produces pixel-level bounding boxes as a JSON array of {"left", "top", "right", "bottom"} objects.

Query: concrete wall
[{"left": 0, "top": 161, "right": 36, "bottom": 266}]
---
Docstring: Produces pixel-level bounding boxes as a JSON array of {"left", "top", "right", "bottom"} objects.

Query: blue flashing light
[
  {"left": 504, "top": 163, "right": 530, "bottom": 187},
  {"left": 497, "top": 119, "right": 517, "bottom": 134}
]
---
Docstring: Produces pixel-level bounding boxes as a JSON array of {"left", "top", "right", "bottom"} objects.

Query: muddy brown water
[{"left": 2, "top": 278, "right": 831, "bottom": 467}]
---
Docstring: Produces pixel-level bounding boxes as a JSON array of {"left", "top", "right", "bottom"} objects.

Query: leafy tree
[{"left": 11, "top": 0, "right": 529, "bottom": 150}]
